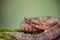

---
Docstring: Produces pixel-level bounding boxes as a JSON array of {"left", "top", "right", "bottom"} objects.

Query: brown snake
[
  {"left": 20, "top": 16, "right": 59, "bottom": 32},
  {"left": 6, "top": 16, "right": 60, "bottom": 40}
]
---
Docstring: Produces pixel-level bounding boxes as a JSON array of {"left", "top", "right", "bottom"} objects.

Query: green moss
[
  {"left": 0, "top": 28, "right": 16, "bottom": 40},
  {"left": 0, "top": 28, "right": 13, "bottom": 32},
  {"left": 0, "top": 32, "right": 16, "bottom": 40}
]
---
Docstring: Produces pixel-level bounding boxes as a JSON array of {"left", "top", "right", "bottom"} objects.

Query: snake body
[
  {"left": 7, "top": 24, "right": 60, "bottom": 40},
  {"left": 20, "top": 16, "right": 59, "bottom": 32},
  {"left": 7, "top": 16, "right": 60, "bottom": 40}
]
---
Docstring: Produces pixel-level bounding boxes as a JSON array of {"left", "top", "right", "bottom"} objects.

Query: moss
[
  {"left": 0, "top": 28, "right": 13, "bottom": 32},
  {"left": 0, "top": 32, "right": 16, "bottom": 40}
]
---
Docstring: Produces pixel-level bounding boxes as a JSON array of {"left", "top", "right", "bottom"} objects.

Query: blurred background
[{"left": 0, "top": 0, "right": 60, "bottom": 29}]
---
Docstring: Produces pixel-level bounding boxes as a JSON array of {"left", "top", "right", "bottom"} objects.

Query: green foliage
[
  {"left": 0, "top": 28, "right": 16, "bottom": 40},
  {"left": 0, "top": 28, "right": 13, "bottom": 32},
  {"left": 0, "top": 32, "right": 16, "bottom": 40}
]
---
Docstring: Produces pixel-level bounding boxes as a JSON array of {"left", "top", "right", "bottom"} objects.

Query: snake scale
[
  {"left": 20, "top": 16, "right": 60, "bottom": 32},
  {"left": 6, "top": 16, "right": 60, "bottom": 40}
]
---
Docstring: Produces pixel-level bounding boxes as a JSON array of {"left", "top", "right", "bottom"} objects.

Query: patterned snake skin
[
  {"left": 6, "top": 24, "right": 60, "bottom": 40},
  {"left": 6, "top": 16, "right": 60, "bottom": 40},
  {"left": 20, "top": 16, "right": 59, "bottom": 32}
]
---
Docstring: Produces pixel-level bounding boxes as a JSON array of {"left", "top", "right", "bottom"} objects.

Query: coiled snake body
[
  {"left": 20, "top": 16, "right": 59, "bottom": 32},
  {"left": 7, "top": 16, "right": 60, "bottom": 40}
]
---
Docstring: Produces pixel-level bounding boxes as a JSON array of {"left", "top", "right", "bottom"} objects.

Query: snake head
[
  {"left": 24, "top": 18, "right": 40, "bottom": 27},
  {"left": 24, "top": 18, "right": 31, "bottom": 24}
]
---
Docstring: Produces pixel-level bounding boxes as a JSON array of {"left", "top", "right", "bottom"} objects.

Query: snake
[
  {"left": 20, "top": 16, "right": 60, "bottom": 32},
  {"left": 6, "top": 16, "right": 60, "bottom": 40}
]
